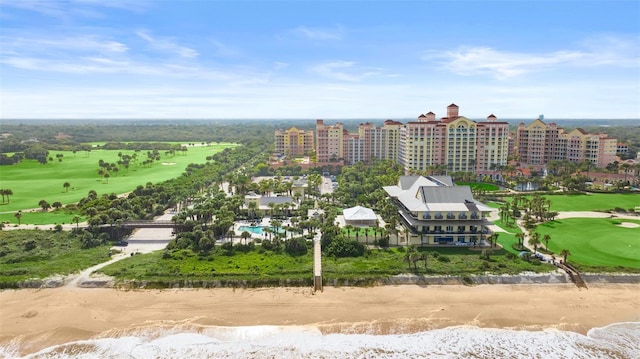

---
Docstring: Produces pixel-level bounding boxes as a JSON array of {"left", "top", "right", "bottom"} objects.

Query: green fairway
[
  {"left": 456, "top": 182, "right": 500, "bottom": 191},
  {"left": 0, "top": 143, "right": 238, "bottom": 223},
  {"left": 535, "top": 218, "right": 640, "bottom": 268},
  {"left": 506, "top": 193, "right": 640, "bottom": 212}
]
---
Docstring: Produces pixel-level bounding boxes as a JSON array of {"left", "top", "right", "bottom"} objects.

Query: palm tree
[
  {"left": 38, "top": 199, "right": 50, "bottom": 211},
  {"left": 542, "top": 234, "right": 551, "bottom": 250},
  {"left": 530, "top": 232, "right": 541, "bottom": 253},
  {"left": 559, "top": 249, "right": 571, "bottom": 263},
  {"left": 4, "top": 189, "right": 12, "bottom": 203},
  {"left": 241, "top": 231, "right": 252, "bottom": 245},
  {"left": 73, "top": 215, "right": 80, "bottom": 229},
  {"left": 14, "top": 210, "right": 22, "bottom": 225},
  {"left": 63, "top": 182, "right": 71, "bottom": 192},
  {"left": 420, "top": 252, "right": 428, "bottom": 269},
  {"left": 344, "top": 224, "right": 354, "bottom": 239},
  {"left": 516, "top": 232, "right": 525, "bottom": 248}
]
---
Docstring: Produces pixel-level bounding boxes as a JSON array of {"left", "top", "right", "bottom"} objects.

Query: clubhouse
[{"left": 383, "top": 175, "right": 493, "bottom": 246}]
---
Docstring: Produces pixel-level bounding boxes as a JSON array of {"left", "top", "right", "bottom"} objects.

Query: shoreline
[{"left": 2, "top": 283, "right": 639, "bottom": 356}]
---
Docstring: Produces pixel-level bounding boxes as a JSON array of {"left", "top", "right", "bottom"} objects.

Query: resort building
[
  {"left": 315, "top": 120, "right": 345, "bottom": 162},
  {"left": 274, "top": 127, "right": 315, "bottom": 157},
  {"left": 383, "top": 175, "right": 493, "bottom": 246},
  {"left": 314, "top": 104, "right": 510, "bottom": 179},
  {"left": 301, "top": 103, "right": 618, "bottom": 175},
  {"left": 516, "top": 118, "right": 617, "bottom": 168}
]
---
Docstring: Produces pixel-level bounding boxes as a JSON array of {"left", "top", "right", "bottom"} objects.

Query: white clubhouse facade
[{"left": 384, "top": 175, "right": 493, "bottom": 246}]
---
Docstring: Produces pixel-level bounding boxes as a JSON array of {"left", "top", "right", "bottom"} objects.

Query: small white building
[{"left": 343, "top": 206, "right": 377, "bottom": 227}]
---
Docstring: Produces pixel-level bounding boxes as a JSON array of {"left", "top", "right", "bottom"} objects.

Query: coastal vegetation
[
  {"left": 1, "top": 121, "right": 639, "bottom": 288},
  {"left": 0, "top": 229, "right": 112, "bottom": 288},
  {"left": 98, "top": 243, "right": 553, "bottom": 288}
]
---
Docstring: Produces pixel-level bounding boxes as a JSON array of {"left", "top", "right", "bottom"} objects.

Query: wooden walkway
[
  {"left": 558, "top": 262, "right": 588, "bottom": 289},
  {"left": 313, "top": 233, "right": 322, "bottom": 292}
]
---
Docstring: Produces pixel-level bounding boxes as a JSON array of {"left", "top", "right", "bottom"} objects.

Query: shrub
[
  {"left": 437, "top": 255, "right": 450, "bottom": 263},
  {"left": 285, "top": 237, "right": 308, "bottom": 256},
  {"left": 325, "top": 237, "right": 365, "bottom": 258}
]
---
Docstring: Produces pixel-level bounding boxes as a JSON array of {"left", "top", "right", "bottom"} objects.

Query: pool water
[{"left": 238, "top": 225, "right": 281, "bottom": 235}]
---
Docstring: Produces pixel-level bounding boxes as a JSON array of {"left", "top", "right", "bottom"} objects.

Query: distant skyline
[{"left": 1, "top": 0, "right": 639, "bottom": 120}]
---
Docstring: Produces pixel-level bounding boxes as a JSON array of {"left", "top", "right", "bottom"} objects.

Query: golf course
[{"left": 0, "top": 143, "right": 238, "bottom": 224}]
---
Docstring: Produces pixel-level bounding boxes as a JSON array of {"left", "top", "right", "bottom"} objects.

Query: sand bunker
[
  {"left": 161, "top": 162, "right": 176, "bottom": 166},
  {"left": 617, "top": 222, "right": 640, "bottom": 228}
]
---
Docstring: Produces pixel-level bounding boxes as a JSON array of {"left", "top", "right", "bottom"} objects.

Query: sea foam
[{"left": 3, "top": 322, "right": 638, "bottom": 359}]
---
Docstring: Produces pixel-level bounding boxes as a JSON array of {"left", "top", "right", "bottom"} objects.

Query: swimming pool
[{"left": 237, "top": 225, "right": 281, "bottom": 235}]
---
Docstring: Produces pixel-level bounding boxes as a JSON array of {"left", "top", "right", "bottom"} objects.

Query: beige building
[
  {"left": 274, "top": 127, "right": 315, "bottom": 157},
  {"left": 516, "top": 118, "right": 617, "bottom": 168}
]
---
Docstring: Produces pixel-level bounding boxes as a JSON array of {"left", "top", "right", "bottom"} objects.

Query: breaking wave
[{"left": 3, "top": 322, "right": 638, "bottom": 359}]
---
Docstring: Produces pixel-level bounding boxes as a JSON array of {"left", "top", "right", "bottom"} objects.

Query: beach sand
[{"left": 1, "top": 284, "right": 639, "bottom": 356}]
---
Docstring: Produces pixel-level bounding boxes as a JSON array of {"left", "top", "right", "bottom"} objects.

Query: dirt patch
[{"left": 617, "top": 222, "right": 640, "bottom": 228}]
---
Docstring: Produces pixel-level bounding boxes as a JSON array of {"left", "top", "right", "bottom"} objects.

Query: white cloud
[
  {"left": 2, "top": 36, "right": 128, "bottom": 54},
  {"left": 311, "top": 61, "right": 381, "bottom": 82},
  {"left": 136, "top": 30, "right": 198, "bottom": 58},
  {"left": 424, "top": 35, "right": 640, "bottom": 80},
  {"left": 0, "top": 0, "right": 149, "bottom": 19},
  {"left": 293, "top": 26, "right": 343, "bottom": 40}
]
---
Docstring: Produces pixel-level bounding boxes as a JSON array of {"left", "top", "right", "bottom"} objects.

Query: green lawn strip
[
  {"left": 502, "top": 193, "right": 640, "bottom": 212},
  {"left": 0, "top": 209, "right": 84, "bottom": 226},
  {"left": 535, "top": 218, "right": 640, "bottom": 269},
  {"left": 0, "top": 230, "right": 112, "bottom": 287},
  {"left": 490, "top": 219, "right": 523, "bottom": 255},
  {"left": 456, "top": 182, "right": 500, "bottom": 191},
  {"left": 0, "top": 143, "right": 237, "bottom": 222}
]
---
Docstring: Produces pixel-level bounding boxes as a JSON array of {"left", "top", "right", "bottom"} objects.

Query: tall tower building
[{"left": 315, "top": 120, "right": 344, "bottom": 162}]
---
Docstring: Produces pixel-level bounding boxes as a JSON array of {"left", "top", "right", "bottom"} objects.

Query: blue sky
[{"left": 1, "top": 0, "right": 639, "bottom": 120}]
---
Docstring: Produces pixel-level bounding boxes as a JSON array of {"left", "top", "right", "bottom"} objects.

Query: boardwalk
[{"left": 313, "top": 233, "right": 322, "bottom": 292}]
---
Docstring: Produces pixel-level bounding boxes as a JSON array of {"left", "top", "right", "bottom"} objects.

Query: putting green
[{"left": 537, "top": 218, "right": 640, "bottom": 268}]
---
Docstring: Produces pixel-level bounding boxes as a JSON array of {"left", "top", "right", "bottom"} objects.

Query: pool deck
[{"left": 233, "top": 216, "right": 293, "bottom": 240}]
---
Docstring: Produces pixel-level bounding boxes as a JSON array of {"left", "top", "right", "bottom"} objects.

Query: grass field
[
  {"left": 0, "top": 143, "right": 238, "bottom": 223},
  {"left": 490, "top": 219, "right": 524, "bottom": 255},
  {"left": 456, "top": 182, "right": 500, "bottom": 191},
  {"left": 535, "top": 218, "right": 640, "bottom": 269},
  {"left": 505, "top": 193, "right": 640, "bottom": 212}
]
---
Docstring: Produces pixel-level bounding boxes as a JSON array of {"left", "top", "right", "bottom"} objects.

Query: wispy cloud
[
  {"left": 136, "top": 30, "right": 198, "bottom": 58},
  {"left": 0, "top": 0, "right": 149, "bottom": 19},
  {"left": 311, "top": 61, "right": 381, "bottom": 82},
  {"left": 210, "top": 39, "right": 239, "bottom": 57},
  {"left": 425, "top": 36, "right": 639, "bottom": 79},
  {"left": 293, "top": 26, "right": 343, "bottom": 40},
  {"left": 2, "top": 35, "right": 128, "bottom": 54}
]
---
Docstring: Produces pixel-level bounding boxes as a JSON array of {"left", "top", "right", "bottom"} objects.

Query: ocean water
[{"left": 2, "top": 322, "right": 638, "bottom": 359}]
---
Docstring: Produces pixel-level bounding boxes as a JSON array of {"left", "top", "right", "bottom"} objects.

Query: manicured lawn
[
  {"left": 2, "top": 209, "right": 85, "bottom": 227},
  {"left": 535, "top": 218, "right": 640, "bottom": 268},
  {"left": 491, "top": 219, "right": 523, "bottom": 255},
  {"left": 456, "top": 182, "right": 500, "bottom": 191},
  {"left": 505, "top": 193, "right": 640, "bottom": 212},
  {"left": 0, "top": 143, "right": 238, "bottom": 223}
]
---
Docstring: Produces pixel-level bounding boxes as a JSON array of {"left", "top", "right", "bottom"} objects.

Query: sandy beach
[{"left": 1, "top": 283, "right": 639, "bottom": 356}]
